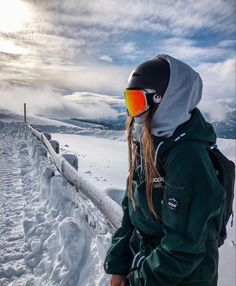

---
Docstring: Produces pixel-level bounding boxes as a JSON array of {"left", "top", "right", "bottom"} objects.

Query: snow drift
[{"left": 0, "top": 121, "right": 111, "bottom": 286}]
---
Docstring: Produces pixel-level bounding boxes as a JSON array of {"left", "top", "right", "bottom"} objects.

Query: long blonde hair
[{"left": 126, "top": 108, "right": 162, "bottom": 218}]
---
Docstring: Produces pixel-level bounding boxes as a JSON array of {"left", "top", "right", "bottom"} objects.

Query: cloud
[
  {"left": 100, "top": 55, "right": 113, "bottom": 63},
  {"left": 217, "top": 40, "right": 236, "bottom": 48},
  {"left": 199, "top": 99, "right": 229, "bottom": 122},
  {"left": 0, "top": 39, "right": 28, "bottom": 54},
  {"left": 0, "top": 48, "right": 132, "bottom": 94},
  {"left": 121, "top": 42, "right": 137, "bottom": 54},
  {"left": 157, "top": 38, "right": 233, "bottom": 64},
  {"left": 64, "top": 91, "right": 124, "bottom": 106},
  {"left": 36, "top": 64, "right": 131, "bottom": 95},
  {"left": 14, "top": 0, "right": 234, "bottom": 68},
  {"left": 196, "top": 58, "right": 236, "bottom": 99},
  {"left": 1, "top": 54, "right": 234, "bottom": 124},
  {"left": 196, "top": 58, "right": 235, "bottom": 122},
  {"left": 26, "top": 0, "right": 234, "bottom": 36},
  {"left": 0, "top": 0, "right": 234, "bottom": 121},
  {"left": 0, "top": 82, "right": 121, "bottom": 120}
]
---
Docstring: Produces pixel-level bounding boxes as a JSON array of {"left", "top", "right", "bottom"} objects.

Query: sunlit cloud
[
  {"left": 0, "top": 83, "right": 120, "bottom": 120},
  {"left": 0, "top": 0, "right": 33, "bottom": 33},
  {"left": 34, "top": 64, "right": 131, "bottom": 95},
  {"left": 0, "top": 0, "right": 234, "bottom": 122},
  {"left": 64, "top": 91, "right": 124, "bottom": 105},
  {"left": 0, "top": 39, "right": 28, "bottom": 54}
]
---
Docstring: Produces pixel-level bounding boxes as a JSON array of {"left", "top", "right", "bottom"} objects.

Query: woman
[{"left": 104, "top": 54, "right": 225, "bottom": 286}]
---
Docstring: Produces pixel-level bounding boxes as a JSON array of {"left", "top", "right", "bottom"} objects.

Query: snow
[
  {"left": 0, "top": 107, "right": 125, "bottom": 140},
  {"left": 0, "top": 108, "right": 235, "bottom": 286},
  {"left": 217, "top": 139, "right": 236, "bottom": 286},
  {"left": 0, "top": 120, "right": 111, "bottom": 286},
  {"left": 53, "top": 133, "right": 128, "bottom": 192}
]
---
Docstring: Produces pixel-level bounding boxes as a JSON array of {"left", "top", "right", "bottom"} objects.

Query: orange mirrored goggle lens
[{"left": 124, "top": 90, "right": 148, "bottom": 117}]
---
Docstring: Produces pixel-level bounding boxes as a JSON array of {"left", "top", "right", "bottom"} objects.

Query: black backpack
[
  {"left": 207, "top": 145, "right": 235, "bottom": 246},
  {"left": 156, "top": 144, "right": 235, "bottom": 247}
]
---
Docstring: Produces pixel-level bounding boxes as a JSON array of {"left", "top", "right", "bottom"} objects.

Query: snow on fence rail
[{"left": 28, "top": 124, "right": 123, "bottom": 230}]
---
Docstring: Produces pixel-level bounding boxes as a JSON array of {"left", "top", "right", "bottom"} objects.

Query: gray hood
[{"left": 151, "top": 54, "right": 203, "bottom": 138}]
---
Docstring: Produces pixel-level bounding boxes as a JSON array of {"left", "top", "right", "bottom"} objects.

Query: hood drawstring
[
  {"left": 153, "top": 141, "right": 165, "bottom": 187},
  {"left": 154, "top": 141, "right": 164, "bottom": 167}
]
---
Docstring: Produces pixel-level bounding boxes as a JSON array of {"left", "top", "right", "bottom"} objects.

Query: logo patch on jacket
[{"left": 167, "top": 197, "right": 179, "bottom": 211}]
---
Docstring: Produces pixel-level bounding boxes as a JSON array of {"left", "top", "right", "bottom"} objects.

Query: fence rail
[{"left": 28, "top": 124, "right": 122, "bottom": 229}]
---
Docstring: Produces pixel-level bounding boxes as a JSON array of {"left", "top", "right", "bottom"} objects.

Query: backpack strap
[{"left": 206, "top": 143, "right": 235, "bottom": 246}]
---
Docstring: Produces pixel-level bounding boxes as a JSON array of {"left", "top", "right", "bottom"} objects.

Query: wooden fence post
[{"left": 24, "top": 103, "right": 27, "bottom": 123}]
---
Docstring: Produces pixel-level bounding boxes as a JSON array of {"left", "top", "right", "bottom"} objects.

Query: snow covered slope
[
  {"left": 0, "top": 107, "right": 125, "bottom": 140},
  {"left": 53, "top": 133, "right": 128, "bottom": 204}
]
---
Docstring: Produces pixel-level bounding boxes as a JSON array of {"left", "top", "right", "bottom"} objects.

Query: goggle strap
[{"left": 146, "top": 94, "right": 154, "bottom": 106}]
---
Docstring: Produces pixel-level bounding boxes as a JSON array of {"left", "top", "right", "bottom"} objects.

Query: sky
[{"left": 0, "top": 0, "right": 235, "bottom": 121}]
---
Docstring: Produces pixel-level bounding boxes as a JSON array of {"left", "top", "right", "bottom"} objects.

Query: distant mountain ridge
[
  {"left": 64, "top": 109, "right": 235, "bottom": 139},
  {"left": 1, "top": 103, "right": 235, "bottom": 139}
]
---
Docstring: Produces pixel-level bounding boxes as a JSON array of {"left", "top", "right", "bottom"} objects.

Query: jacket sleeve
[
  {"left": 104, "top": 188, "right": 134, "bottom": 275},
  {"left": 139, "top": 143, "right": 225, "bottom": 286}
]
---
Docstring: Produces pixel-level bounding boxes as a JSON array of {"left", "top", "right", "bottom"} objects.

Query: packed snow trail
[{"left": 0, "top": 124, "right": 30, "bottom": 283}]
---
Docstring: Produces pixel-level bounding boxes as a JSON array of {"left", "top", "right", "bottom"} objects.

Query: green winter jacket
[{"left": 104, "top": 109, "right": 225, "bottom": 286}]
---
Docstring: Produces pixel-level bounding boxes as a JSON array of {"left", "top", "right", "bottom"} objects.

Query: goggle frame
[{"left": 124, "top": 88, "right": 161, "bottom": 117}]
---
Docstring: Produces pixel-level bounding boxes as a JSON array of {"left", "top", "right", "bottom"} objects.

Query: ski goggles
[{"left": 124, "top": 89, "right": 162, "bottom": 117}]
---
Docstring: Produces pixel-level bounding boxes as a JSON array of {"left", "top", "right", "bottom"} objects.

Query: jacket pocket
[{"left": 162, "top": 185, "right": 191, "bottom": 232}]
